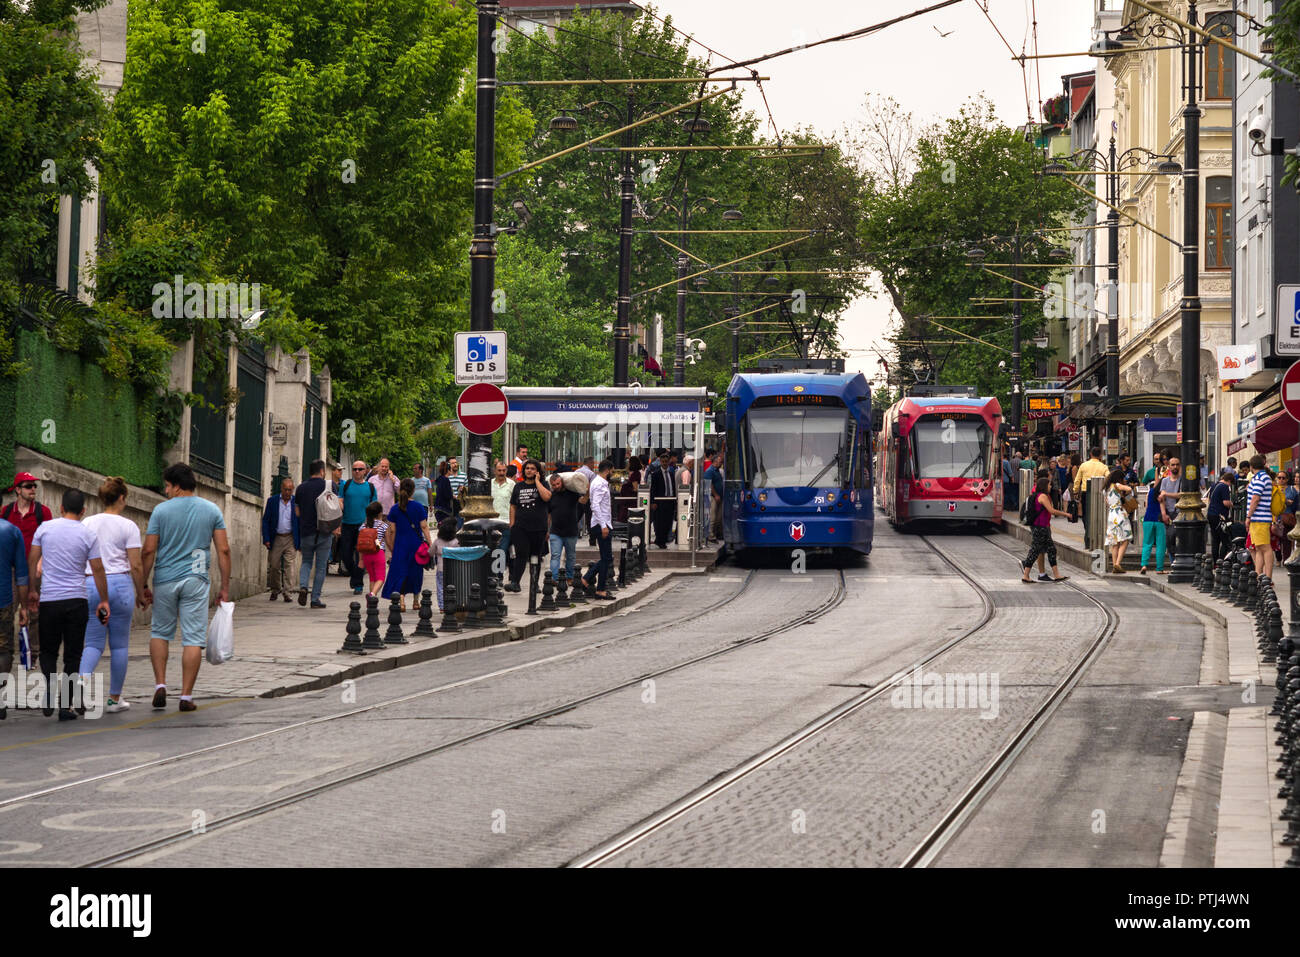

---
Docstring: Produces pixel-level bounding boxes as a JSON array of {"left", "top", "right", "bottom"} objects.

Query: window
[
  {"left": 744, "top": 407, "right": 851, "bottom": 488},
  {"left": 1205, "top": 13, "right": 1235, "bottom": 100},
  {"left": 1206, "top": 177, "right": 1232, "bottom": 270},
  {"left": 908, "top": 417, "right": 992, "bottom": 480}
]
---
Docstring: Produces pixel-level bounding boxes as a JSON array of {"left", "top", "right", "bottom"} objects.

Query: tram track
[
  {"left": 0, "top": 569, "right": 760, "bottom": 814},
  {"left": 76, "top": 568, "right": 846, "bottom": 867},
  {"left": 568, "top": 533, "right": 1118, "bottom": 868}
]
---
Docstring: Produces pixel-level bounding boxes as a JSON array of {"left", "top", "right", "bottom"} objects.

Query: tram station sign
[{"left": 1025, "top": 393, "right": 1064, "bottom": 419}]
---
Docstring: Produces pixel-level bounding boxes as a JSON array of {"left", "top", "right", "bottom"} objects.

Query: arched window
[
  {"left": 1205, "top": 177, "right": 1232, "bottom": 270},
  {"left": 1204, "top": 12, "right": 1235, "bottom": 100}
]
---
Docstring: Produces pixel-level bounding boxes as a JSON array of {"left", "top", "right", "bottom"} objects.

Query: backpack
[
  {"left": 1020, "top": 493, "right": 1039, "bottom": 525},
  {"left": 315, "top": 485, "right": 343, "bottom": 530},
  {"left": 357, "top": 526, "right": 379, "bottom": 554}
]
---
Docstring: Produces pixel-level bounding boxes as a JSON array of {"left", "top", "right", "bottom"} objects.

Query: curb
[
  {"left": 1161, "top": 710, "right": 1226, "bottom": 868},
  {"left": 258, "top": 565, "right": 711, "bottom": 698}
]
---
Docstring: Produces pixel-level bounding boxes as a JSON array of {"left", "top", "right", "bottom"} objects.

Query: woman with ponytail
[{"left": 381, "top": 477, "right": 432, "bottom": 612}]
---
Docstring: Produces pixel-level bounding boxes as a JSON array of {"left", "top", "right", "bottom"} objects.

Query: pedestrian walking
[
  {"left": 1270, "top": 468, "right": 1289, "bottom": 564},
  {"left": 1159, "top": 454, "right": 1181, "bottom": 566},
  {"left": 0, "top": 496, "right": 30, "bottom": 718},
  {"left": 369, "top": 458, "right": 401, "bottom": 515},
  {"left": 582, "top": 460, "right": 616, "bottom": 600},
  {"left": 294, "top": 459, "right": 334, "bottom": 609},
  {"left": 446, "top": 456, "right": 467, "bottom": 500},
  {"left": 27, "top": 489, "right": 110, "bottom": 720},
  {"left": 140, "top": 463, "right": 229, "bottom": 713},
  {"left": 1072, "top": 447, "right": 1109, "bottom": 548},
  {"left": 1104, "top": 468, "right": 1133, "bottom": 573},
  {"left": 1019, "top": 476, "right": 1070, "bottom": 584},
  {"left": 704, "top": 453, "right": 724, "bottom": 543},
  {"left": 1233, "top": 459, "right": 1251, "bottom": 523},
  {"left": 491, "top": 461, "right": 515, "bottom": 571},
  {"left": 382, "top": 478, "right": 433, "bottom": 612},
  {"left": 433, "top": 460, "right": 456, "bottom": 525},
  {"left": 1139, "top": 476, "right": 1169, "bottom": 574},
  {"left": 338, "top": 460, "right": 376, "bottom": 595},
  {"left": 1203, "top": 467, "right": 1234, "bottom": 563},
  {"left": 357, "top": 501, "right": 389, "bottom": 598},
  {"left": 410, "top": 462, "right": 433, "bottom": 509},
  {"left": 648, "top": 449, "right": 677, "bottom": 548},
  {"left": 547, "top": 472, "right": 586, "bottom": 585},
  {"left": 78, "top": 478, "right": 146, "bottom": 715},
  {"left": 262, "top": 476, "right": 299, "bottom": 602},
  {"left": 505, "top": 460, "right": 551, "bottom": 592},
  {"left": 433, "top": 518, "right": 458, "bottom": 612},
  {"left": 4, "top": 471, "right": 51, "bottom": 662},
  {"left": 1246, "top": 454, "right": 1275, "bottom": 580}
]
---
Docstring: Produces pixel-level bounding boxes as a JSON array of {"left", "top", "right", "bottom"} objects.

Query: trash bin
[{"left": 443, "top": 545, "right": 489, "bottom": 614}]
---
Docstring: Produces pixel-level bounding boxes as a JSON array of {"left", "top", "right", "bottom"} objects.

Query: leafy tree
[
  {"left": 0, "top": 0, "right": 108, "bottom": 361},
  {"left": 1264, "top": 1, "right": 1300, "bottom": 185},
  {"left": 101, "top": 0, "right": 532, "bottom": 452},
  {"left": 855, "top": 98, "right": 1087, "bottom": 408}
]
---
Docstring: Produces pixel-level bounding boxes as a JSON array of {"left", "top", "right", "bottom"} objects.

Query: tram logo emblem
[
  {"left": 793, "top": 385, "right": 804, "bottom": 392},
  {"left": 948, "top": 501, "right": 957, "bottom": 512},
  {"left": 789, "top": 522, "right": 805, "bottom": 541}
]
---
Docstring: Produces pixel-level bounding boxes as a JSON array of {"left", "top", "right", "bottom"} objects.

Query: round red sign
[
  {"left": 457, "top": 382, "right": 509, "bottom": 435},
  {"left": 1283, "top": 361, "right": 1300, "bottom": 423}
]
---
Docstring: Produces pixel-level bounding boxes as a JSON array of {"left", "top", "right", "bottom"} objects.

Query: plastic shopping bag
[
  {"left": 18, "top": 626, "right": 32, "bottom": 671},
  {"left": 205, "top": 601, "right": 235, "bottom": 665}
]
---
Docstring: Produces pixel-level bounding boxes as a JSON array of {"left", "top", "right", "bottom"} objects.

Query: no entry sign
[
  {"left": 1282, "top": 361, "right": 1300, "bottom": 423},
  {"left": 457, "top": 382, "right": 509, "bottom": 435}
]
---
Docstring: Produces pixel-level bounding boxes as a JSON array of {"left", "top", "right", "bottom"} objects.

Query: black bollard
[
  {"left": 466, "top": 582, "right": 485, "bottom": 628},
  {"left": 556, "top": 569, "right": 571, "bottom": 608},
  {"left": 482, "top": 576, "right": 505, "bottom": 627},
  {"left": 570, "top": 568, "right": 589, "bottom": 604},
  {"left": 618, "top": 547, "right": 627, "bottom": 587},
  {"left": 340, "top": 601, "right": 366, "bottom": 654},
  {"left": 1199, "top": 555, "right": 1213, "bottom": 592},
  {"left": 526, "top": 557, "right": 540, "bottom": 616},
  {"left": 385, "top": 594, "right": 409, "bottom": 644},
  {"left": 363, "top": 595, "right": 386, "bottom": 650},
  {"left": 414, "top": 589, "right": 436, "bottom": 638},
  {"left": 438, "top": 584, "right": 462, "bottom": 633},
  {"left": 539, "top": 571, "right": 556, "bottom": 611},
  {"left": 1229, "top": 563, "right": 1244, "bottom": 605},
  {"left": 493, "top": 573, "right": 510, "bottom": 621},
  {"left": 1246, "top": 571, "right": 1261, "bottom": 612}
]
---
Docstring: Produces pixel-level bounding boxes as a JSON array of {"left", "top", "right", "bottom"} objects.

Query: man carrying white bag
[{"left": 206, "top": 602, "right": 235, "bottom": 665}]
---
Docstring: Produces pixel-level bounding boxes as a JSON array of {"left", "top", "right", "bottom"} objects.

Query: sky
[{"left": 645, "top": 0, "right": 1098, "bottom": 384}]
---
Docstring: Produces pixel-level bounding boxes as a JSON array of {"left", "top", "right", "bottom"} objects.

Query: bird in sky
[{"left": 933, "top": 25, "right": 953, "bottom": 37}]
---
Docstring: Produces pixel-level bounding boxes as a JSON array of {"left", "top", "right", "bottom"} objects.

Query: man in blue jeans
[
  {"left": 546, "top": 473, "right": 586, "bottom": 584},
  {"left": 294, "top": 459, "right": 333, "bottom": 609},
  {"left": 141, "top": 463, "right": 229, "bottom": 712},
  {"left": 582, "top": 460, "right": 615, "bottom": 600}
]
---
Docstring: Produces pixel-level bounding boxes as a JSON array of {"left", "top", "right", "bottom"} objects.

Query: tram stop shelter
[{"left": 501, "top": 387, "right": 718, "bottom": 564}]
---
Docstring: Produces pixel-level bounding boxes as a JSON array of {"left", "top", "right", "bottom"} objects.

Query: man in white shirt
[
  {"left": 27, "top": 488, "right": 110, "bottom": 720},
  {"left": 582, "top": 460, "right": 615, "bottom": 600},
  {"left": 490, "top": 461, "right": 515, "bottom": 571}
]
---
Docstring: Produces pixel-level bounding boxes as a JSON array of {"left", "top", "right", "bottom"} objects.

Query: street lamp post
[
  {"left": 614, "top": 95, "right": 635, "bottom": 388},
  {"left": 1045, "top": 140, "right": 1180, "bottom": 415},
  {"left": 463, "top": 0, "right": 499, "bottom": 520}
]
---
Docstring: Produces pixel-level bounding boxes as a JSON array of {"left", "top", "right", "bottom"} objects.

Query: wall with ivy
[
  {"left": 12, "top": 329, "right": 163, "bottom": 487},
  {"left": 0, "top": 372, "right": 15, "bottom": 483}
]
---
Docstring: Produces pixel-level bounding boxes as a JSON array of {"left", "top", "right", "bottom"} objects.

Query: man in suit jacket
[
  {"left": 647, "top": 449, "right": 678, "bottom": 549},
  {"left": 262, "top": 476, "right": 300, "bottom": 601}
]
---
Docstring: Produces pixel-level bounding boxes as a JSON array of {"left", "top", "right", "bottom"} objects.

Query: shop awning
[
  {"left": 1101, "top": 392, "right": 1180, "bottom": 421},
  {"left": 1249, "top": 409, "right": 1299, "bottom": 455},
  {"left": 1062, "top": 353, "right": 1106, "bottom": 389}
]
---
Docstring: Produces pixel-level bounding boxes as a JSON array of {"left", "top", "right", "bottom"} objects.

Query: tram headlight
[
  {"left": 758, "top": 492, "right": 767, "bottom": 503},
  {"left": 826, "top": 492, "right": 835, "bottom": 502}
]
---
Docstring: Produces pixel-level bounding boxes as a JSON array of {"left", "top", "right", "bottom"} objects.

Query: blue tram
[{"left": 722, "top": 372, "right": 874, "bottom": 560}]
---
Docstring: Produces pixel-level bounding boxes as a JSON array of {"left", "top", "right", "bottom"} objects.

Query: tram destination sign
[
  {"left": 755, "top": 394, "right": 842, "bottom": 407},
  {"left": 1025, "top": 393, "right": 1064, "bottom": 418}
]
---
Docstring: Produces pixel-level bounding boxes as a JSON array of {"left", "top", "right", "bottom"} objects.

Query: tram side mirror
[
  {"left": 890, "top": 420, "right": 900, "bottom": 440},
  {"left": 870, "top": 408, "right": 884, "bottom": 432}
]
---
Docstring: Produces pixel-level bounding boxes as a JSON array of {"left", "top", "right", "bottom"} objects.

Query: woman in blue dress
[{"left": 382, "top": 478, "right": 433, "bottom": 611}]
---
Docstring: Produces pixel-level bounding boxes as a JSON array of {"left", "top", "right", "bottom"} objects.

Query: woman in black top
[{"left": 433, "top": 461, "right": 455, "bottom": 524}]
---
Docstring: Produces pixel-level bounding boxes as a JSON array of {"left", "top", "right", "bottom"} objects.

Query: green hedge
[
  {"left": 0, "top": 370, "right": 14, "bottom": 483},
  {"left": 13, "top": 329, "right": 163, "bottom": 486}
]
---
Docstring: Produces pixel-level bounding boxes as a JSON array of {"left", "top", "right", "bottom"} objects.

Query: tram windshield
[
  {"left": 744, "top": 407, "right": 850, "bottom": 487},
  {"left": 909, "top": 416, "right": 992, "bottom": 480}
]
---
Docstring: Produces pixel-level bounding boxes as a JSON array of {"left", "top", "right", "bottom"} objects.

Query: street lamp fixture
[
  {"left": 965, "top": 247, "right": 987, "bottom": 263},
  {"left": 1048, "top": 246, "right": 1070, "bottom": 262},
  {"left": 681, "top": 116, "right": 711, "bottom": 135},
  {"left": 721, "top": 206, "right": 743, "bottom": 222},
  {"left": 1043, "top": 160, "right": 1071, "bottom": 176},
  {"left": 1154, "top": 158, "right": 1183, "bottom": 175},
  {"left": 1088, "top": 35, "right": 1128, "bottom": 56},
  {"left": 549, "top": 112, "right": 579, "bottom": 133}
]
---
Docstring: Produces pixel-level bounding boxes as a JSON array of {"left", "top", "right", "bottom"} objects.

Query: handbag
[
  {"left": 1281, "top": 512, "right": 1297, "bottom": 530},
  {"left": 1123, "top": 493, "right": 1139, "bottom": 516}
]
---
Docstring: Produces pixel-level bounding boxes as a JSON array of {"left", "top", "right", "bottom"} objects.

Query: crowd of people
[
  {"left": 1007, "top": 444, "right": 1300, "bottom": 583},
  {"left": 0, "top": 464, "right": 229, "bottom": 720},
  {"left": 0, "top": 441, "right": 729, "bottom": 718}
]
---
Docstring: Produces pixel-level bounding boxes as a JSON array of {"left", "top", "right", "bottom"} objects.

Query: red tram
[{"left": 878, "top": 388, "right": 1003, "bottom": 529}]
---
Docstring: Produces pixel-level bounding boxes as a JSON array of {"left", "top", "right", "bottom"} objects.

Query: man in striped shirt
[{"left": 1246, "top": 453, "right": 1275, "bottom": 579}]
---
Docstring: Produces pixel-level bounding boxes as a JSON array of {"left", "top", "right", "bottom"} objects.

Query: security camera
[
  {"left": 1248, "top": 113, "right": 1269, "bottom": 143},
  {"left": 998, "top": 360, "right": 1007, "bottom": 369}
]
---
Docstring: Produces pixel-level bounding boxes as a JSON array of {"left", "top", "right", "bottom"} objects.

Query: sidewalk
[
  {"left": 1001, "top": 514, "right": 1290, "bottom": 866},
  {"left": 94, "top": 558, "right": 711, "bottom": 706}
]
